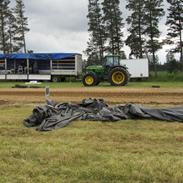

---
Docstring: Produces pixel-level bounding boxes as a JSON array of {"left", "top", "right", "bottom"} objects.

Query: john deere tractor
[{"left": 83, "top": 55, "right": 130, "bottom": 86}]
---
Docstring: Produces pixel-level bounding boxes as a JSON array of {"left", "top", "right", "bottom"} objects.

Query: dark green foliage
[
  {"left": 120, "top": 50, "right": 127, "bottom": 59},
  {"left": 148, "top": 71, "right": 183, "bottom": 81},
  {"left": 7, "top": 9, "right": 19, "bottom": 53},
  {"left": 165, "top": 51, "right": 182, "bottom": 73},
  {"left": 0, "top": 0, "right": 29, "bottom": 53},
  {"left": 0, "top": 0, "right": 10, "bottom": 53},
  {"left": 126, "top": 0, "right": 146, "bottom": 58},
  {"left": 143, "top": 0, "right": 165, "bottom": 76},
  {"left": 86, "top": 0, "right": 105, "bottom": 64},
  {"left": 166, "top": 0, "right": 183, "bottom": 63},
  {"left": 86, "top": 0, "right": 125, "bottom": 64},
  {"left": 102, "top": 0, "right": 124, "bottom": 55},
  {"left": 86, "top": 37, "right": 102, "bottom": 65},
  {"left": 147, "top": 51, "right": 182, "bottom": 77},
  {"left": 14, "top": 0, "right": 29, "bottom": 53},
  {"left": 148, "top": 52, "right": 182, "bottom": 80},
  {"left": 166, "top": 59, "right": 181, "bottom": 73},
  {"left": 149, "top": 55, "right": 160, "bottom": 72}
]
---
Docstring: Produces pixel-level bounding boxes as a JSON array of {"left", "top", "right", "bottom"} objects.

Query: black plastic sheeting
[{"left": 24, "top": 98, "right": 183, "bottom": 131}]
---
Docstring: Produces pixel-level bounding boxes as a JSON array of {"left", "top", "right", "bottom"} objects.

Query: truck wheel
[
  {"left": 83, "top": 73, "right": 97, "bottom": 86},
  {"left": 109, "top": 67, "right": 129, "bottom": 86}
]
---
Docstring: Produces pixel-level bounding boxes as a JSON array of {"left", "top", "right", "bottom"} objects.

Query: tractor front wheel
[
  {"left": 83, "top": 73, "right": 98, "bottom": 86},
  {"left": 109, "top": 67, "right": 129, "bottom": 86}
]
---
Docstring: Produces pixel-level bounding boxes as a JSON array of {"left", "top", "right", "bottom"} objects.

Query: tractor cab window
[{"left": 105, "top": 56, "right": 120, "bottom": 67}]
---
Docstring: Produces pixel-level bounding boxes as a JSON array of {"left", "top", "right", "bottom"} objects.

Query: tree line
[
  {"left": 86, "top": 0, "right": 183, "bottom": 75},
  {"left": 0, "top": 0, "right": 29, "bottom": 54}
]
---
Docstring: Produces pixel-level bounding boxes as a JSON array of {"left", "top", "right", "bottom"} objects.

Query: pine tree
[
  {"left": 85, "top": 36, "right": 100, "bottom": 65},
  {"left": 102, "top": 0, "right": 124, "bottom": 55},
  {"left": 14, "top": 0, "right": 29, "bottom": 53},
  {"left": 143, "top": 0, "right": 165, "bottom": 76},
  {"left": 144, "top": 0, "right": 165, "bottom": 76},
  {"left": 0, "top": 0, "right": 10, "bottom": 53},
  {"left": 86, "top": 0, "right": 105, "bottom": 64},
  {"left": 126, "top": 0, "right": 146, "bottom": 58},
  {"left": 166, "top": 0, "right": 183, "bottom": 64},
  {"left": 7, "top": 9, "right": 19, "bottom": 53}
]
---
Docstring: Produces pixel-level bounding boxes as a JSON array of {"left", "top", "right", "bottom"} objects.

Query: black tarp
[{"left": 24, "top": 98, "right": 183, "bottom": 131}]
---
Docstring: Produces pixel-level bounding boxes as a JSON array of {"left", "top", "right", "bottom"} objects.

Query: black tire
[
  {"left": 109, "top": 67, "right": 129, "bottom": 86},
  {"left": 83, "top": 72, "right": 98, "bottom": 86}
]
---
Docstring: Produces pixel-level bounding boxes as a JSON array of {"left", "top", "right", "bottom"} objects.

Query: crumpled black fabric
[{"left": 24, "top": 98, "right": 183, "bottom": 131}]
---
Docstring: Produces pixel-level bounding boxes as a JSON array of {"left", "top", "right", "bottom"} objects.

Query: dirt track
[{"left": 1, "top": 87, "right": 183, "bottom": 105}]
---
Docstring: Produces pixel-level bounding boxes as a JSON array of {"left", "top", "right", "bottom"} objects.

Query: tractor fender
[
  {"left": 83, "top": 70, "right": 95, "bottom": 75},
  {"left": 85, "top": 71, "right": 103, "bottom": 81}
]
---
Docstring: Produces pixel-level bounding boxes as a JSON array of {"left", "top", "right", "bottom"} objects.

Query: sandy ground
[{"left": 1, "top": 87, "right": 183, "bottom": 105}]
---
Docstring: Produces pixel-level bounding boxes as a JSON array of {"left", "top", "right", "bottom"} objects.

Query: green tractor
[{"left": 83, "top": 55, "right": 130, "bottom": 86}]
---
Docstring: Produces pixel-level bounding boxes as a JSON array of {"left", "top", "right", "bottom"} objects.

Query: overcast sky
[{"left": 11, "top": 0, "right": 172, "bottom": 63}]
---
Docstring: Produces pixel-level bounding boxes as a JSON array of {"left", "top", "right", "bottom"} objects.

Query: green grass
[
  {"left": 149, "top": 71, "right": 183, "bottom": 82},
  {"left": 128, "top": 81, "right": 183, "bottom": 88},
  {"left": 1, "top": 105, "right": 183, "bottom": 182},
  {"left": 0, "top": 81, "right": 83, "bottom": 88},
  {"left": 0, "top": 81, "right": 183, "bottom": 89}
]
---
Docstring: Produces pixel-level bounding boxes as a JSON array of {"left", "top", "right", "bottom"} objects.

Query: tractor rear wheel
[
  {"left": 83, "top": 73, "right": 98, "bottom": 86},
  {"left": 109, "top": 67, "right": 129, "bottom": 86}
]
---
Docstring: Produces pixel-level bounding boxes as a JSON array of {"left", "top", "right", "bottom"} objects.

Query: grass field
[
  {"left": 1, "top": 81, "right": 183, "bottom": 88},
  {"left": 1, "top": 105, "right": 183, "bottom": 183},
  {"left": 1, "top": 81, "right": 183, "bottom": 182}
]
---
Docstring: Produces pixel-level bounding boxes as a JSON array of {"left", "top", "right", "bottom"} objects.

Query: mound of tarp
[{"left": 24, "top": 98, "right": 183, "bottom": 131}]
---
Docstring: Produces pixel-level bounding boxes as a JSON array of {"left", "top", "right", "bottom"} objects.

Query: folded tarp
[
  {"left": 24, "top": 98, "right": 183, "bottom": 131},
  {"left": 0, "top": 53, "right": 79, "bottom": 60}
]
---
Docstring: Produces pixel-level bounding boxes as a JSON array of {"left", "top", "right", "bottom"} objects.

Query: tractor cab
[
  {"left": 104, "top": 55, "right": 120, "bottom": 67},
  {"left": 104, "top": 55, "right": 121, "bottom": 74}
]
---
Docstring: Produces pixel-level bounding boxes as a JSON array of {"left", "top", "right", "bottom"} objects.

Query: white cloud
[
  {"left": 26, "top": 31, "right": 88, "bottom": 53},
  {"left": 22, "top": 0, "right": 88, "bottom": 55}
]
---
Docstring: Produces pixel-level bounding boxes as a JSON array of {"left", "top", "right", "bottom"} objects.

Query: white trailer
[
  {"left": 0, "top": 53, "right": 83, "bottom": 81},
  {"left": 120, "top": 58, "right": 149, "bottom": 78},
  {"left": 51, "top": 54, "right": 83, "bottom": 82}
]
